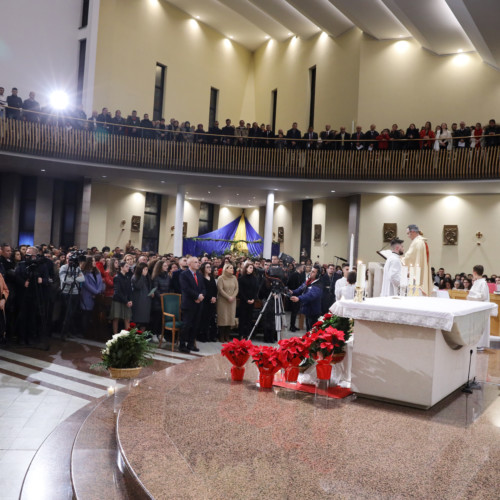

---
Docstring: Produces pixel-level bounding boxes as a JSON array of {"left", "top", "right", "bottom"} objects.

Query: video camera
[{"left": 68, "top": 249, "right": 86, "bottom": 268}]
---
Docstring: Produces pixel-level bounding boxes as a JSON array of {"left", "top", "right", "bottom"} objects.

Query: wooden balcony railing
[{"left": 0, "top": 119, "right": 499, "bottom": 180}]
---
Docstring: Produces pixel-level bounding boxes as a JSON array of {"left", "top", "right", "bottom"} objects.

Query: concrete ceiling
[{"left": 164, "top": 0, "right": 500, "bottom": 68}]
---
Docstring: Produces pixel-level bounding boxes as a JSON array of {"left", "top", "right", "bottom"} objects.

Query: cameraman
[
  {"left": 290, "top": 264, "right": 323, "bottom": 331},
  {"left": 59, "top": 252, "right": 85, "bottom": 339},
  {"left": 15, "top": 246, "right": 50, "bottom": 347},
  {"left": 0, "top": 244, "right": 16, "bottom": 343}
]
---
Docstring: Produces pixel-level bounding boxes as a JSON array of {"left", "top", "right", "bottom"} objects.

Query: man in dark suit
[
  {"left": 321, "top": 264, "right": 339, "bottom": 313},
  {"left": 320, "top": 125, "right": 336, "bottom": 150},
  {"left": 335, "top": 126, "right": 351, "bottom": 151},
  {"left": 6, "top": 88, "right": 23, "bottom": 120},
  {"left": 303, "top": 126, "right": 318, "bottom": 150},
  {"left": 364, "top": 124, "right": 379, "bottom": 151},
  {"left": 352, "top": 125, "right": 364, "bottom": 151},
  {"left": 286, "top": 122, "right": 301, "bottom": 149},
  {"left": 179, "top": 256, "right": 205, "bottom": 353}
]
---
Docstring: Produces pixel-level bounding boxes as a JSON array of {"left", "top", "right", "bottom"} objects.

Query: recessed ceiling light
[
  {"left": 265, "top": 35, "right": 270, "bottom": 39},
  {"left": 236, "top": 193, "right": 239, "bottom": 196},
  {"left": 161, "top": 181, "right": 165, "bottom": 183},
  {"left": 457, "top": 49, "right": 463, "bottom": 53},
  {"left": 207, "top": 191, "right": 210, "bottom": 194},
  {"left": 218, "top": 185, "right": 222, "bottom": 188},
  {"left": 41, "top": 169, "right": 46, "bottom": 172},
  {"left": 102, "top": 175, "right": 107, "bottom": 178},
  {"left": 330, "top": 190, "right": 335, "bottom": 193},
  {"left": 196, "top": 15, "right": 200, "bottom": 19}
]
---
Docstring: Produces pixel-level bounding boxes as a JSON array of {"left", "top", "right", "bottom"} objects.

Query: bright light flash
[{"left": 50, "top": 91, "right": 69, "bottom": 110}]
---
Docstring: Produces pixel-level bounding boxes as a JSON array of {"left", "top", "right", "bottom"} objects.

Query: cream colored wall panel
[
  {"left": 273, "top": 201, "right": 302, "bottom": 260},
  {"left": 88, "top": 183, "right": 108, "bottom": 249},
  {"left": 184, "top": 200, "right": 200, "bottom": 238},
  {"left": 358, "top": 37, "right": 500, "bottom": 128},
  {"left": 253, "top": 29, "right": 362, "bottom": 132},
  {"left": 218, "top": 206, "right": 243, "bottom": 227},
  {"left": 94, "top": 0, "right": 253, "bottom": 124},
  {"left": 324, "top": 198, "right": 350, "bottom": 265},
  {"left": 358, "top": 194, "right": 500, "bottom": 275}
]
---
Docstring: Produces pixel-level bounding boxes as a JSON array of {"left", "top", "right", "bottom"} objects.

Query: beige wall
[
  {"left": 358, "top": 194, "right": 500, "bottom": 275},
  {"left": 253, "top": 29, "right": 362, "bottom": 132},
  {"left": 88, "top": 183, "right": 145, "bottom": 250},
  {"left": 94, "top": 0, "right": 254, "bottom": 124},
  {"left": 358, "top": 37, "right": 500, "bottom": 129},
  {"left": 273, "top": 201, "right": 301, "bottom": 259}
]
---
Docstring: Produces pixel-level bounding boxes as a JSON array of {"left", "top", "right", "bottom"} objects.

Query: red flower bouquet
[
  {"left": 221, "top": 338, "right": 253, "bottom": 381},
  {"left": 278, "top": 336, "right": 310, "bottom": 383},
  {"left": 250, "top": 345, "right": 282, "bottom": 389}
]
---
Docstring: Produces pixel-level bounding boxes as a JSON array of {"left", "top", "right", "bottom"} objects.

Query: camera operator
[
  {"left": 14, "top": 246, "right": 51, "bottom": 348},
  {"left": 287, "top": 263, "right": 305, "bottom": 332},
  {"left": 59, "top": 251, "right": 86, "bottom": 340},
  {"left": 290, "top": 264, "right": 323, "bottom": 331}
]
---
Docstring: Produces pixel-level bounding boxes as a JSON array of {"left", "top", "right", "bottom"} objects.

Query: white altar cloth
[
  {"left": 330, "top": 297, "right": 497, "bottom": 408},
  {"left": 331, "top": 296, "right": 497, "bottom": 333}
]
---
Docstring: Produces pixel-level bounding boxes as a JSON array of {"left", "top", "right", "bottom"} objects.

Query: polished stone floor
[{"left": 0, "top": 328, "right": 498, "bottom": 499}]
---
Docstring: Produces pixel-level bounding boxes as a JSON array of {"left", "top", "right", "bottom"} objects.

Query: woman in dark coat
[
  {"left": 110, "top": 261, "right": 133, "bottom": 334},
  {"left": 151, "top": 260, "right": 171, "bottom": 338},
  {"left": 131, "top": 262, "right": 152, "bottom": 329},
  {"left": 198, "top": 262, "right": 218, "bottom": 342},
  {"left": 237, "top": 261, "right": 259, "bottom": 340}
]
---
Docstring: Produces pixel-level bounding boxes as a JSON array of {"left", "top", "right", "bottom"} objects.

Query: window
[
  {"left": 209, "top": 87, "right": 219, "bottom": 129},
  {"left": 309, "top": 66, "right": 316, "bottom": 129},
  {"left": 271, "top": 89, "right": 278, "bottom": 133},
  {"left": 198, "top": 202, "right": 214, "bottom": 235},
  {"left": 142, "top": 193, "right": 161, "bottom": 252},
  {"left": 153, "top": 64, "right": 166, "bottom": 122},
  {"left": 77, "top": 39, "right": 86, "bottom": 105},
  {"left": 80, "top": 0, "right": 90, "bottom": 28}
]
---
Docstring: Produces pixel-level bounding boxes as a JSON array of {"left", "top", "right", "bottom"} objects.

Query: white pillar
[
  {"left": 173, "top": 185, "right": 185, "bottom": 256},
  {"left": 263, "top": 191, "right": 275, "bottom": 258}
]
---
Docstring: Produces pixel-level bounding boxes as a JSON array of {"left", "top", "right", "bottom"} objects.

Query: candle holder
[
  {"left": 354, "top": 286, "right": 364, "bottom": 303},
  {"left": 407, "top": 284, "right": 416, "bottom": 297}
]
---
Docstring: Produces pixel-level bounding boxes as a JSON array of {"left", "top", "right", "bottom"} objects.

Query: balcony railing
[{"left": 0, "top": 119, "right": 499, "bottom": 180}]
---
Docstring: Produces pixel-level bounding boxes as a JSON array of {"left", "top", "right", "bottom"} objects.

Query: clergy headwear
[{"left": 407, "top": 224, "right": 419, "bottom": 232}]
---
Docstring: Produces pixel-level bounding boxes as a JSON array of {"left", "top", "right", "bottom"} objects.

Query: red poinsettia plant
[
  {"left": 306, "top": 312, "right": 352, "bottom": 360},
  {"left": 278, "top": 336, "right": 310, "bottom": 367},
  {"left": 221, "top": 338, "right": 253, "bottom": 367},
  {"left": 249, "top": 345, "right": 282, "bottom": 372}
]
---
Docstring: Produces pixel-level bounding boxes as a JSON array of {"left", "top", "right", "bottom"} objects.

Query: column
[
  {"left": 347, "top": 195, "right": 361, "bottom": 266},
  {"left": 263, "top": 191, "right": 274, "bottom": 259},
  {"left": 173, "top": 185, "right": 185, "bottom": 256},
  {"left": 0, "top": 173, "right": 21, "bottom": 245},
  {"left": 75, "top": 178, "right": 92, "bottom": 249},
  {"left": 34, "top": 177, "right": 54, "bottom": 244}
]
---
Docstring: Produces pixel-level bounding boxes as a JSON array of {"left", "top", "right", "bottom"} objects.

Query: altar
[{"left": 331, "top": 296, "right": 497, "bottom": 409}]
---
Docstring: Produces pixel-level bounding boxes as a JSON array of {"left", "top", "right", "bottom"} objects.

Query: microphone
[
  {"left": 334, "top": 256, "right": 348, "bottom": 262},
  {"left": 462, "top": 349, "right": 474, "bottom": 394}
]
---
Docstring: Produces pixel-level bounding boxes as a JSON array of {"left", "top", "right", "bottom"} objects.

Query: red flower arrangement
[
  {"left": 278, "top": 337, "right": 311, "bottom": 382},
  {"left": 221, "top": 338, "right": 253, "bottom": 381},
  {"left": 249, "top": 345, "right": 282, "bottom": 388}
]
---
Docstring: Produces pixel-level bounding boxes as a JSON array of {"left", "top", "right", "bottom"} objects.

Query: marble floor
[{"left": 0, "top": 325, "right": 498, "bottom": 499}]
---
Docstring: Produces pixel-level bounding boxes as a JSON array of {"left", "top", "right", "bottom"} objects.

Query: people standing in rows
[
  {"left": 151, "top": 260, "right": 170, "bottom": 338},
  {"left": 80, "top": 256, "right": 104, "bottom": 338}
]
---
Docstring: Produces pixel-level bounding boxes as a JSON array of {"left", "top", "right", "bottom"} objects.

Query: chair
[{"left": 159, "top": 293, "right": 183, "bottom": 352}]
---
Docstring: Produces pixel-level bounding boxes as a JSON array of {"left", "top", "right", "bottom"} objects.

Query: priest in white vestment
[
  {"left": 467, "top": 264, "right": 490, "bottom": 349},
  {"left": 381, "top": 238, "right": 404, "bottom": 297},
  {"left": 402, "top": 224, "right": 433, "bottom": 296}
]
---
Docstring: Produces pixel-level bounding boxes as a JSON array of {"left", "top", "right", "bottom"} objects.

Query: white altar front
[{"left": 331, "top": 296, "right": 497, "bottom": 409}]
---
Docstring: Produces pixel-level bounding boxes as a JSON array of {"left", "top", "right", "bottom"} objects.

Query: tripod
[{"left": 247, "top": 290, "right": 287, "bottom": 342}]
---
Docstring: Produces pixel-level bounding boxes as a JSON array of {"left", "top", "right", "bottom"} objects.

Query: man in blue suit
[
  {"left": 179, "top": 256, "right": 205, "bottom": 353},
  {"left": 290, "top": 265, "right": 323, "bottom": 331}
]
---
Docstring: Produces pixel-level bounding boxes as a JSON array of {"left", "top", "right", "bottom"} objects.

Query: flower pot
[
  {"left": 108, "top": 367, "right": 142, "bottom": 379},
  {"left": 315, "top": 363, "right": 332, "bottom": 381},
  {"left": 284, "top": 366, "right": 299, "bottom": 383},
  {"left": 230, "top": 365, "right": 245, "bottom": 381},
  {"left": 257, "top": 367, "right": 277, "bottom": 389},
  {"left": 331, "top": 352, "right": 346, "bottom": 364}
]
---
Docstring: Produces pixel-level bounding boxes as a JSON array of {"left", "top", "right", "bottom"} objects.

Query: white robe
[
  {"left": 467, "top": 278, "right": 490, "bottom": 348},
  {"left": 381, "top": 252, "right": 402, "bottom": 297},
  {"left": 335, "top": 277, "right": 347, "bottom": 301}
]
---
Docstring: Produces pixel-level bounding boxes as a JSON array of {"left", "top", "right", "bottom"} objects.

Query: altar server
[
  {"left": 467, "top": 264, "right": 490, "bottom": 350},
  {"left": 381, "top": 238, "right": 404, "bottom": 297},
  {"left": 402, "top": 224, "right": 432, "bottom": 296}
]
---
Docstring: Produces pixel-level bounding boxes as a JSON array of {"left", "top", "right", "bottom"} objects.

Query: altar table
[{"left": 331, "top": 296, "right": 497, "bottom": 408}]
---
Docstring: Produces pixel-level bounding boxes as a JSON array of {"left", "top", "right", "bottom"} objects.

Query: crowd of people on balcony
[
  {"left": 1, "top": 86, "right": 500, "bottom": 151},
  {"left": 0, "top": 240, "right": 497, "bottom": 352}
]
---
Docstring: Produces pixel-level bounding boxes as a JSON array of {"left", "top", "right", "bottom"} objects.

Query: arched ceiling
[{"left": 163, "top": 0, "right": 500, "bottom": 69}]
